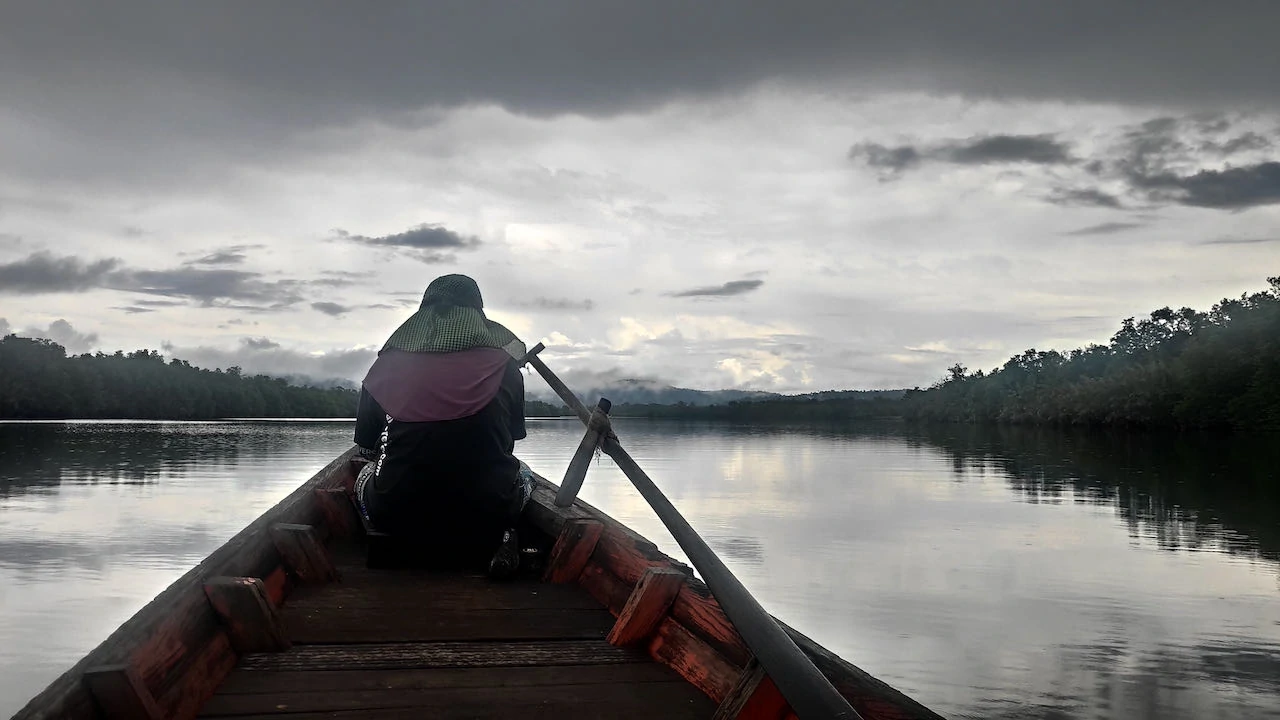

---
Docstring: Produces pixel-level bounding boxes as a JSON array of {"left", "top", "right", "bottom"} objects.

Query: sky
[{"left": 1, "top": 1, "right": 1277, "bottom": 393}]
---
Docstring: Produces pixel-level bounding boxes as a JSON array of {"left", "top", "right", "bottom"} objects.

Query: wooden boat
[{"left": 11, "top": 347, "right": 946, "bottom": 720}]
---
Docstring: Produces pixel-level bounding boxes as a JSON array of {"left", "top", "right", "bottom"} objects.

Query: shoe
[{"left": 488, "top": 528, "right": 520, "bottom": 580}]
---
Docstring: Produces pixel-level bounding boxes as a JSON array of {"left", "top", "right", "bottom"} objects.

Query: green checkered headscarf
[{"left": 381, "top": 274, "right": 526, "bottom": 358}]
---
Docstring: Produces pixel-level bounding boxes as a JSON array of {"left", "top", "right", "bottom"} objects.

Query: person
[{"left": 352, "top": 274, "right": 532, "bottom": 577}]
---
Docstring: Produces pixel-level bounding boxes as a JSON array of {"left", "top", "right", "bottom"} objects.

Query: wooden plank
[
  {"left": 672, "top": 583, "right": 752, "bottom": 666},
  {"left": 83, "top": 664, "right": 162, "bottom": 720},
  {"left": 648, "top": 617, "right": 740, "bottom": 703},
  {"left": 237, "top": 640, "right": 650, "bottom": 672},
  {"left": 203, "top": 577, "right": 290, "bottom": 653},
  {"left": 608, "top": 567, "right": 687, "bottom": 646},
  {"left": 714, "top": 658, "right": 789, "bottom": 720},
  {"left": 215, "top": 663, "right": 683, "bottom": 695},
  {"left": 154, "top": 632, "right": 238, "bottom": 720},
  {"left": 313, "top": 487, "right": 361, "bottom": 540},
  {"left": 197, "top": 681, "right": 713, "bottom": 719},
  {"left": 579, "top": 561, "right": 634, "bottom": 616},
  {"left": 270, "top": 523, "right": 338, "bottom": 583},
  {"left": 12, "top": 448, "right": 359, "bottom": 720},
  {"left": 543, "top": 518, "right": 603, "bottom": 583},
  {"left": 283, "top": 574, "right": 601, "bottom": 611},
  {"left": 283, "top": 607, "right": 616, "bottom": 643}
]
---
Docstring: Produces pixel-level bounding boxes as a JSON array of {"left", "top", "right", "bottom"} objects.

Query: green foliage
[
  {"left": 0, "top": 336, "right": 358, "bottom": 419},
  {"left": 906, "top": 276, "right": 1280, "bottom": 429}
]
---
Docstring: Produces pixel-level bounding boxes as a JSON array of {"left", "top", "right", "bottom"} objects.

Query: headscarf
[{"left": 381, "top": 274, "right": 526, "bottom": 358}]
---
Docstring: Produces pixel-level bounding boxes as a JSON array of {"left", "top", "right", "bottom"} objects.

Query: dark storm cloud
[
  {"left": 119, "top": 268, "right": 304, "bottom": 307},
  {"left": 0, "top": 252, "right": 122, "bottom": 293},
  {"left": 670, "top": 279, "right": 764, "bottom": 297},
  {"left": 1127, "top": 162, "right": 1280, "bottom": 209},
  {"left": 1062, "top": 222, "right": 1145, "bottom": 236},
  {"left": 311, "top": 301, "right": 350, "bottom": 316},
  {"left": 524, "top": 297, "right": 595, "bottom": 311},
  {"left": 848, "top": 143, "right": 921, "bottom": 173},
  {"left": 3, "top": 1, "right": 1278, "bottom": 124},
  {"left": 334, "top": 224, "right": 479, "bottom": 263},
  {"left": 851, "top": 134, "right": 1074, "bottom": 175},
  {"left": 0, "top": 251, "right": 305, "bottom": 307},
  {"left": 1046, "top": 188, "right": 1125, "bottom": 208},
  {"left": 940, "top": 135, "right": 1074, "bottom": 165},
  {"left": 1202, "top": 132, "right": 1272, "bottom": 155}
]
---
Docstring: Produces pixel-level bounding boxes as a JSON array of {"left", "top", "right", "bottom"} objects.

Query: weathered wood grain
[
  {"left": 270, "top": 524, "right": 338, "bottom": 583},
  {"left": 608, "top": 567, "right": 687, "bottom": 646},
  {"left": 544, "top": 519, "right": 603, "bottom": 583},
  {"left": 83, "top": 664, "right": 162, "bottom": 719},
  {"left": 648, "top": 617, "right": 740, "bottom": 703},
  {"left": 237, "top": 640, "right": 650, "bottom": 672},
  {"left": 203, "top": 577, "right": 290, "bottom": 653}
]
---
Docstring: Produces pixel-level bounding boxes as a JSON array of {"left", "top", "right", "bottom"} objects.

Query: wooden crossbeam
[
  {"left": 202, "top": 577, "right": 290, "bottom": 653},
  {"left": 83, "top": 664, "right": 161, "bottom": 720},
  {"left": 270, "top": 523, "right": 337, "bottom": 582},
  {"left": 543, "top": 519, "right": 603, "bottom": 583},
  {"left": 313, "top": 486, "right": 362, "bottom": 540},
  {"left": 608, "top": 567, "right": 687, "bottom": 646}
]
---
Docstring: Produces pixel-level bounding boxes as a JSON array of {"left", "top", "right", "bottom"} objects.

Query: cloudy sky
[{"left": 1, "top": 2, "right": 1277, "bottom": 393}]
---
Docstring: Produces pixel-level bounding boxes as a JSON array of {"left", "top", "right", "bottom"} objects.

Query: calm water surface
[{"left": 1, "top": 420, "right": 1277, "bottom": 719}]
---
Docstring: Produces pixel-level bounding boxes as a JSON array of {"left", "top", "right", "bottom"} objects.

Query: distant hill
[{"left": 528, "top": 377, "right": 780, "bottom": 407}]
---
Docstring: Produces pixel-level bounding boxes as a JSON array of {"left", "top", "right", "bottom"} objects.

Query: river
[{"left": 1, "top": 419, "right": 1277, "bottom": 719}]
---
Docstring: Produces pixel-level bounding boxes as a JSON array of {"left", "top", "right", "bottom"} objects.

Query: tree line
[
  {"left": 528, "top": 276, "right": 1279, "bottom": 431},
  {"left": 0, "top": 335, "right": 357, "bottom": 419},
  {"left": 904, "top": 276, "right": 1280, "bottom": 429}
]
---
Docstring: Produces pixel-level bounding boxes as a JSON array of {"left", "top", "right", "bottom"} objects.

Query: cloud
[
  {"left": 1063, "top": 222, "right": 1145, "bottom": 236},
  {"left": 670, "top": 279, "right": 765, "bottom": 297},
  {"left": 940, "top": 134, "right": 1074, "bottom": 165},
  {"left": 0, "top": 252, "right": 122, "bottom": 293},
  {"left": 1046, "top": 188, "right": 1124, "bottom": 208},
  {"left": 0, "top": 318, "right": 10, "bottom": 336},
  {"left": 1202, "top": 132, "right": 1272, "bottom": 155},
  {"left": 1128, "top": 161, "right": 1280, "bottom": 209},
  {"left": 3, "top": 2, "right": 1277, "bottom": 129},
  {"left": 337, "top": 224, "right": 478, "bottom": 252},
  {"left": 1197, "top": 236, "right": 1280, "bottom": 246},
  {"left": 163, "top": 339, "right": 377, "bottom": 386},
  {"left": 186, "top": 247, "right": 252, "bottom": 266},
  {"left": 241, "top": 337, "right": 281, "bottom": 350},
  {"left": 851, "top": 134, "right": 1073, "bottom": 175},
  {"left": 848, "top": 143, "right": 921, "bottom": 173},
  {"left": 117, "top": 268, "right": 304, "bottom": 307},
  {"left": 525, "top": 297, "right": 595, "bottom": 311},
  {"left": 311, "top": 301, "right": 351, "bottom": 316},
  {"left": 19, "top": 319, "right": 99, "bottom": 354}
]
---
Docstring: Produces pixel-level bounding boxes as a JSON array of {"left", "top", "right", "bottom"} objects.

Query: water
[{"left": 1, "top": 420, "right": 1278, "bottom": 719}]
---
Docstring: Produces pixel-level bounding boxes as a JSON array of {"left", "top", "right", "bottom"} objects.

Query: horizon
[{"left": 1, "top": 3, "right": 1277, "bottom": 395}]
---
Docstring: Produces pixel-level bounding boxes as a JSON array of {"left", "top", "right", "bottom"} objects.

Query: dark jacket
[{"left": 354, "top": 351, "right": 525, "bottom": 542}]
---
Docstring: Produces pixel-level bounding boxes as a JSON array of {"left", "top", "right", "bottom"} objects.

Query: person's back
[{"left": 352, "top": 274, "right": 530, "bottom": 572}]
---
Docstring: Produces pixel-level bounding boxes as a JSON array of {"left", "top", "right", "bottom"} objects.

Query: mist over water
[{"left": 1, "top": 420, "right": 1277, "bottom": 719}]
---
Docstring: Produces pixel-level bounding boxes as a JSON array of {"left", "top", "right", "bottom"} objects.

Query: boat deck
[{"left": 198, "top": 543, "right": 716, "bottom": 719}]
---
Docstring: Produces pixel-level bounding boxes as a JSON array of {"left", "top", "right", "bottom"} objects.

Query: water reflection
[
  {"left": 2, "top": 420, "right": 1278, "bottom": 720},
  {"left": 907, "top": 425, "right": 1280, "bottom": 562}
]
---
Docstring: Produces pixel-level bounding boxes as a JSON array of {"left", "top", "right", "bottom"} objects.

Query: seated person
[{"left": 352, "top": 274, "right": 532, "bottom": 577}]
